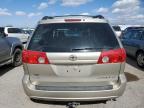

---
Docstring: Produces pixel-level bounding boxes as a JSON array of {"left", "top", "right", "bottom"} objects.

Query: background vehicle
[
  {"left": 112, "top": 26, "right": 122, "bottom": 37},
  {"left": 0, "top": 27, "right": 29, "bottom": 44},
  {"left": 22, "top": 15, "right": 126, "bottom": 101},
  {"left": 123, "top": 26, "right": 144, "bottom": 34},
  {"left": 121, "top": 29, "right": 144, "bottom": 68},
  {"left": 0, "top": 31, "right": 23, "bottom": 67},
  {"left": 23, "top": 28, "right": 34, "bottom": 35}
]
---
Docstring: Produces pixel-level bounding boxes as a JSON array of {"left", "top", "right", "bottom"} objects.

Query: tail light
[
  {"left": 22, "top": 50, "right": 50, "bottom": 64},
  {"left": 97, "top": 48, "right": 126, "bottom": 64}
]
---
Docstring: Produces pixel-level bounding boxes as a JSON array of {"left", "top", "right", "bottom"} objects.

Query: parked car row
[
  {"left": 0, "top": 32, "right": 23, "bottom": 67},
  {"left": 112, "top": 25, "right": 144, "bottom": 68},
  {"left": 121, "top": 28, "right": 144, "bottom": 68},
  {"left": 0, "top": 26, "right": 30, "bottom": 44},
  {"left": 0, "top": 26, "right": 34, "bottom": 67}
]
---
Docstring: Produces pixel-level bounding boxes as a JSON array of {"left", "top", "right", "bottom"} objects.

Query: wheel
[
  {"left": 12, "top": 48, "right": 22, "bottom": 67},
  {"left": 136, "top": 52, "right": 144, "bottom": 68}
]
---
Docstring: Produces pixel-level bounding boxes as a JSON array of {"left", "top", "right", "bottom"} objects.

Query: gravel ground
[{"left": 0, "top": 57, "right": 144, "bottom": 108}]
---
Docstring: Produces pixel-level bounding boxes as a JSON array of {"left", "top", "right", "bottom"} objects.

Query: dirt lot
[{"left": 0, "top": 57, "right": 144, "bottom": 108}]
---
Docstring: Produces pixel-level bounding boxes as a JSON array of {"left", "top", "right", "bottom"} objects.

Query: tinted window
[
  {"left": 125, "top": 27, "right": 144, "bottom": 32},
  {"left": 28, "top": 23, "right": 119, "bottom": 52},
  {"left": 113, "top": 26, "right": 121, "bottom": 31},
  {"left": 123, "top": 31, "right": 132, "bottom": 39},
  {"left": 8, "top": 28, "right": 24, "bottom": 33},
  {"left": 130, "top": 30, "right": 142, "bottom": 40}
]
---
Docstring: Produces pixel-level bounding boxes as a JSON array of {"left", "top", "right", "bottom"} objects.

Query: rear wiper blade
[
  {"left": 84, "top": 48, "right": 101, "bottom": 50},
  {"left": 71, "top": 47, "right": 114, "bottom": 51},
  {"left": 71, "top": 48, "right": 101, "bottom": 51}
]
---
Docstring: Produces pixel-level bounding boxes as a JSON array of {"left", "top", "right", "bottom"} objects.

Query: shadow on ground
[
  {"left": 125, "top": 72, "right": 139, "bottom": 82},
  {"left": 31, "top": 99, "right": 108, "bottom": 106},
  {"left": 0, "top": 65, "right": 14, "bottom": 76},
  {"left": 126, "top": 56, "right": 144, "bottom": 71}
]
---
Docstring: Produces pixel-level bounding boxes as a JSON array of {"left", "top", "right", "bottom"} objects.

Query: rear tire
[
  {"left": 136, "top": 52, "right": 144, "bottom": 68},
  {"left": 12, "top": 48, "right": 22, "bottom": 67}
]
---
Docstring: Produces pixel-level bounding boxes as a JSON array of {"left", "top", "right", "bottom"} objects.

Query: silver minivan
[{"left": 22, "top": 15, "right": 127, "bottom": 101}]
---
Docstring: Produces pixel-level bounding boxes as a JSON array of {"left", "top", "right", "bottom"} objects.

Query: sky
[{"left": 0, "top": 0, "right": 144, "bottom": 28}]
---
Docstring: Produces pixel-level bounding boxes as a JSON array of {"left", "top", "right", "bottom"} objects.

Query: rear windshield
[
  {"left": 28, "top": 23, "right": 119, "bottom": 52},
  {"left": 8, "top": 28, "right": 24, "bottom": 33},
  {"left": 113, "top": 26, "right": 121, "bottom": 31}
]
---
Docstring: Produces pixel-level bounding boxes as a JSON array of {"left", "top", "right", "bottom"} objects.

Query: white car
[
  {"left": 112, "top": 26, "right": 122, "bottom": 37},
  {"left": 0, "top": 27, "right": 29, "bottom": 43}
]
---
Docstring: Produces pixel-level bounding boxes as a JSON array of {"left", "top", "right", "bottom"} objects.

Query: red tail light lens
[
  {"left": 22, "top": 50, "right": 49, "bottom": 64},
  {"left": 97, "top": 48, "right": 126, "bottom": 64}
]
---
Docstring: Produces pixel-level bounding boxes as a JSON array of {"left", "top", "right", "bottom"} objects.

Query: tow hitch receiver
[{"left": 66, "top": 102, "right": 80, "bottom": 108}]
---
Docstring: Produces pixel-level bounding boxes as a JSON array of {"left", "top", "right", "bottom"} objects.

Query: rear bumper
[{"left": 22, "top": 74, "right": 126, "bottom": 101}]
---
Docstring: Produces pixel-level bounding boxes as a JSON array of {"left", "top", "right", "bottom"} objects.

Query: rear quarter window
[{"left": 28, "top": 23, "right": 120, "bottom": 52}]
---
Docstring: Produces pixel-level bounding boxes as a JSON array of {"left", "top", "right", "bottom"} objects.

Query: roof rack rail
[
  {"left": 42, "top": 16, "right": 54, "bottom": 20},
  {"left": 41, "top": 15, "right": 105, "bottom": 20},
  {"left": 92, "top": 15, "right": 104, "bottom": 19},
  {"left": 61, "top": 15, "right": 105, "bottom": 19}
]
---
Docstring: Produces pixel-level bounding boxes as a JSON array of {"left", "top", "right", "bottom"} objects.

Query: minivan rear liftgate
[
  {"left": 22, "top": 20, "right": 126, "bottom": 101},
  {"left": 23, "top": 48, "right": 125, "bottom": 91}
]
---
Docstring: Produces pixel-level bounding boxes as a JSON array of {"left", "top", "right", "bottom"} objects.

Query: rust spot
[{"left": 125, "top": 72, "right": 139, "bottom": 82}]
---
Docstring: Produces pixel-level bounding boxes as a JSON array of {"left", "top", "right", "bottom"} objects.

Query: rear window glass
[
  {"left": 113, "top": 26, "right": 121, "bottom": 31},
  {"left": 8, "top": 28, "right": 24, "bottom": 33},
  {"left": 28, "top": 23, "right": 119, "bottom": 52}
]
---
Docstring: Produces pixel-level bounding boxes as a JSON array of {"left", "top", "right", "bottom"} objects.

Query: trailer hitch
[{"left": 66, "top": 102, "right": 80, "bottom": 108}]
